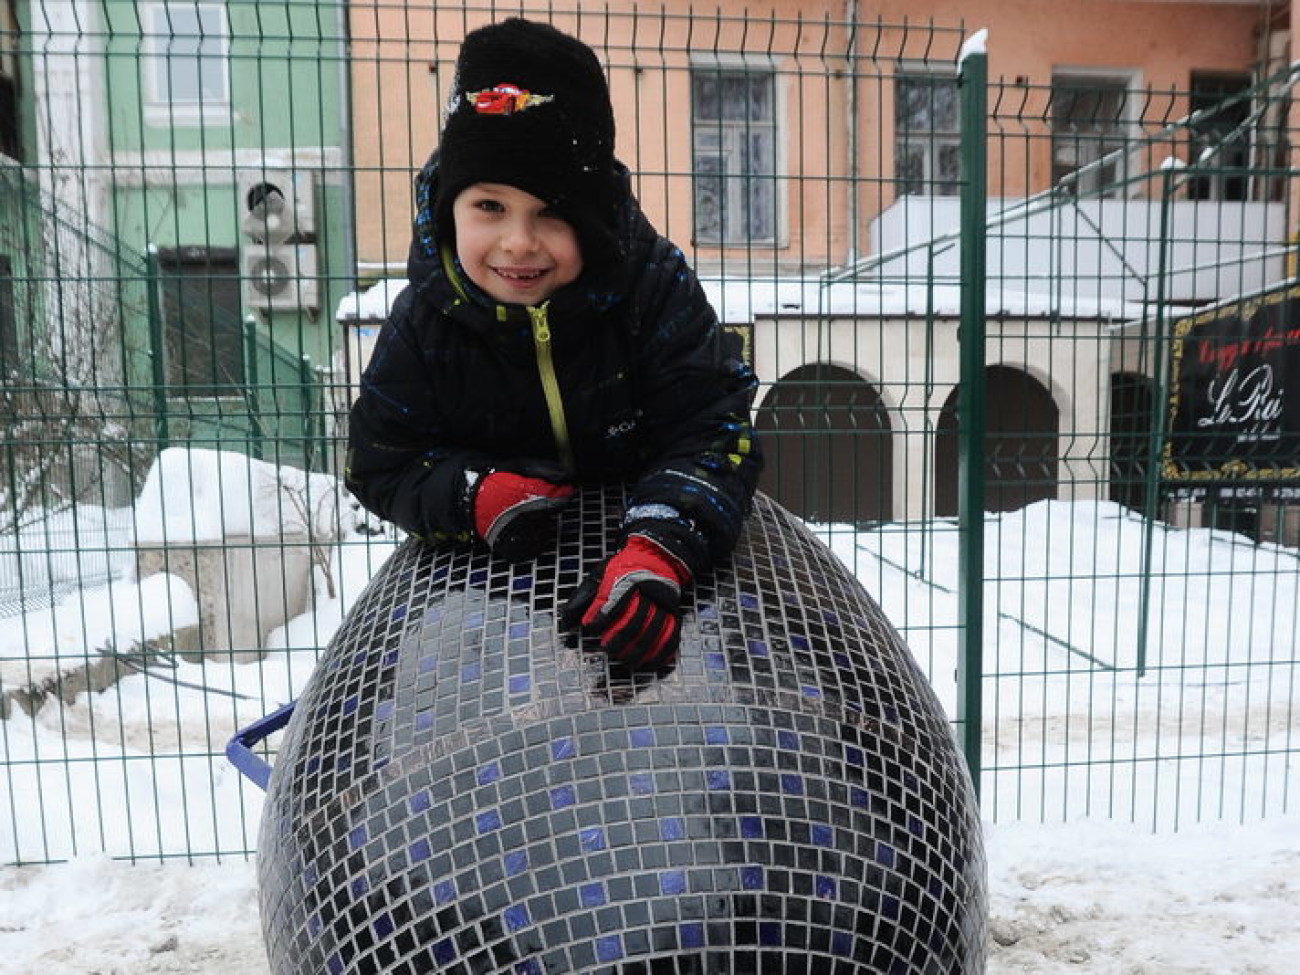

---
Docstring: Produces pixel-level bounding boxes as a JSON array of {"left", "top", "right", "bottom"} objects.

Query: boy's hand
[
  {"left": 468, "top": 464, "right": 575, "bottom": 562},
  {"left": 562, "top": 522, "right": 703, "bottom": 670}
]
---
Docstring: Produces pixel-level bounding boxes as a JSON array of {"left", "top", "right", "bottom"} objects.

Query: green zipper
[{"left": 528, "top": 303, "right": 575, "bottom": 473}]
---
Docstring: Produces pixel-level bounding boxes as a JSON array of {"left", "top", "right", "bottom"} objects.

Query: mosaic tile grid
[{"left": 258, "top": 489, "right": 987, "bottom": 973}]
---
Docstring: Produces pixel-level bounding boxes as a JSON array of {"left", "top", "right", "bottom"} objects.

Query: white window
[
  {"left": 1051, "top": 71, "right": 1134, "bottom": 198},
  {"left": 143, "top": 2, "right": 230, "bottom": 124},
  {"left": 895, "top": 70, "right": 960, "bottom": 196},
  {"left": 691, "top": 66, "right": 779, "bottom": 245}
]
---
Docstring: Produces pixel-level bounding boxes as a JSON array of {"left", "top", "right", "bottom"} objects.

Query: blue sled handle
[{"left": 226, "top": 700, "right": 297, "bottom": 791}]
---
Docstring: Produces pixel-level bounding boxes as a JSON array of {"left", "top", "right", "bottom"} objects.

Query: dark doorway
[
  {"left": 155, "top": 246, "right": 244, "bottom": 396},
  {"left": 935, "top": 366, "right": 1060, "bottom": 517},
  {"left": 755, "top": 363, "right": 893, "bottom": 524}
]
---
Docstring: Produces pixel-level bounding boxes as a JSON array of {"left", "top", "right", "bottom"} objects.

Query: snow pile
[{"left": 133, "top": 447, "right": 354, "bottom": 544}]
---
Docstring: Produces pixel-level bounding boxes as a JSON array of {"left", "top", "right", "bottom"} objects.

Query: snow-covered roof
[
  {"left": 700, "top": 277, "right": 1149, "bottom": 323},
  {"left": 336, "top": 275, "right": 1148, "bottom": 326}
]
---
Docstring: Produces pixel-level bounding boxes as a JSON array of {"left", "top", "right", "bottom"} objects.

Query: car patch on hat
[{"left": 468, "top": 84, "right": 553, "bottom": 115}]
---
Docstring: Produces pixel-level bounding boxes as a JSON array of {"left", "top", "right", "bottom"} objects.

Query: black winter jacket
[{"left": 345, "top": 156, "right": 762, "bottom": 563}]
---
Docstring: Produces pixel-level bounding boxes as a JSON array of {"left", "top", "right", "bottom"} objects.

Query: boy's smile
[{"left": 452, "top": 182, "right": 584, "bottom": 306}]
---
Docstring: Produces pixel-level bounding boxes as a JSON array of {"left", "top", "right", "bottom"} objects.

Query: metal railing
[{"left": 1, "top": 2, "right": 1297, "bottom": 864}]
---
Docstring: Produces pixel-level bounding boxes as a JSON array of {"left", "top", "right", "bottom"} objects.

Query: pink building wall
[{"left": 346, "top": 1, "right": 1275, "bottom": 278}]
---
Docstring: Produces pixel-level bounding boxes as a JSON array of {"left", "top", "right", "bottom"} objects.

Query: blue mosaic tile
[
  {"left": 706, "top": 769, "right": 731, "bottom": 790},
  {"left": 550, "top": 737, "right": 575, "bottom": 761},
  {"left": 659, "top": 817, "right": 685, "bottom": 842},
  {"left": 504, "top": 904, "right": 530, "bottom": 932},
  {"left": 550, "top": 785, "right": 575, "bottom": 809},
  {"left": 659, "top": 870, "right": 687, "bottom": 896},
  {"left": 504, "top": 850, "right": 529, "bottom": 876}
]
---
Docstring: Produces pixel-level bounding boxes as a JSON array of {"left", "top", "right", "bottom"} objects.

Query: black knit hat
[{"left": 435, "top": 18, "right": 620, "bottom": 266}]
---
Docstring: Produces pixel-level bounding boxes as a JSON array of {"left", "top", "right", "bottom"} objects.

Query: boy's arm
[
  {"left": 344, "top": 289, "right": 487, "bottom": 540},
  {"left": 622, "top": 245, "right": 764, "bottom": 565},
  {"left": 561, "top": 248, "right": 760, "bottom": 667}
]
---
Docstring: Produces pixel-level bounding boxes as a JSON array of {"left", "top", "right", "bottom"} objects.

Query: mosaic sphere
[{"left": 256, "top": 489, "right": 987, "bottom": 973}]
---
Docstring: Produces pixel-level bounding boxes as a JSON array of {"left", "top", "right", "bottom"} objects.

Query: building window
[
  {"left": 1051, "top": 72, "right": 1133, "bottom": 198},
  {"left": 1188, "top": 72, "right": 1251, "bottom": 202},
  {"left": 0, "top": 0, "right": 20, "bottom": 161},
  {"left": 143, "top": 2, "right": 230, "bottom": 124},
  {"left": 691, "top": 66, "right": 778, "bottom": 245},
  {"left": 895, "top": 71, "right": 960, "bottom": 196},
  {"left": 156, "top": 246, "right": 244, "bottom": 396}
]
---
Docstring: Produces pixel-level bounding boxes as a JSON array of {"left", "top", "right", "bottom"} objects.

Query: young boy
[{"left": 345, "top": 18, "right": 762, "bottom": 670}]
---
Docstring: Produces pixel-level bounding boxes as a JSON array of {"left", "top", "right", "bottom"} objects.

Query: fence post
[
  {"left": 244, "top": 315, "right": 265, "bottom": 460},
  {"left": 957, "top": 35, "right": 988, "bottom": 794},
  {"left": 144, "top": 244, "right": 169, "bottom": 448},
  {"left": 299, "top": 355, "right": 322, "bottom": 471},
  {"left": 1135, "top": 167, "right": 1178, "bottom": 679}
]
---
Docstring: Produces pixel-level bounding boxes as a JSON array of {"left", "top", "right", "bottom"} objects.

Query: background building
[{"left": 342, "top": 0, "right": 1291, "bottom": 529}]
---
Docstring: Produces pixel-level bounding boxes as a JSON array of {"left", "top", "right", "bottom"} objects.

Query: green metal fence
[{"left": 1, "top": 2, "right": 1297, "bottom": 865}]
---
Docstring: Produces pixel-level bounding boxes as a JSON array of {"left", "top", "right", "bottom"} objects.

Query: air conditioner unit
[
  {"left": 243, "top": 243, "right": 319, "bottom": 311},
  {"left": 237, "top": 167, "right": 315, "bottom": 241}
]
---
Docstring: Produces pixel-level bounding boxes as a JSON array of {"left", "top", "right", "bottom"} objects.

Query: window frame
[
  {"left": 893, "top": 64, "right": 962, "bottom": 198},
  {"left": 1050, "top": 67, "right": 1140, "bottom": 199},
  {"left": 141, "top": 1, "right": 232, "bottom": 126},
  {"left": 1187, "top": 71, "right": 1253, "bottom": 202},
  {"left": 689, "top": 54, "right": 784, "bottom": 248}
]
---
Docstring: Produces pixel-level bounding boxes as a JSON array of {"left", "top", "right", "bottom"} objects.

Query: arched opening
[
  {"left": 934, "top": 366, "right": 1061, "bottom": 517},
  {"left": 754, "top": 363, "right": 893, "bottom": 524}
]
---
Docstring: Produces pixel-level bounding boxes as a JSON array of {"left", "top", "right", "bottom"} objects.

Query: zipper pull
[{"left": 529, "top": 306, "right": 550, "bottom": 342}]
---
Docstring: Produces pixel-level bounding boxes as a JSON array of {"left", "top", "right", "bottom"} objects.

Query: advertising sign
[{"left": 1164, "top": 284, "right": 1300, "bottom": 496}]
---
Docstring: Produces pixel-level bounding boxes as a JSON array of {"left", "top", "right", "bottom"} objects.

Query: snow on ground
[
  {"left": 1, "top": 452, "right": 1298, "bottom": 970},
  {"left": 2, "top": 815, "right": 1297, "bottom": 974}
]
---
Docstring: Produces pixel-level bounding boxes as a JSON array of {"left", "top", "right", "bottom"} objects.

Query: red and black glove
[
  {"left": 562, "top": 520, "right": 708, "bottom": 670},
  {"left": 466, "top": 462, "right": 575, "bottom": 562}
]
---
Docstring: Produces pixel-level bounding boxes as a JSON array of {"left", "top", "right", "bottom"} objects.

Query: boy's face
[{"left": 452, "top": 183, "right": 583, "bottom": 306}]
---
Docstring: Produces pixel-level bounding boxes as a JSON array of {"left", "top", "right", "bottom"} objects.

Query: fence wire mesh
[{"left": 1, "top": 2, "right": 1297, "bottom": 864}]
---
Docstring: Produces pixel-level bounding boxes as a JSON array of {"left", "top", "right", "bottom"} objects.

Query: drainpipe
[
  {"left": 335, "top": 1, "right": 357, "bottom": 293},
  {"left": 845, "top": 0, "right": 859, "bottom": 264}
]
